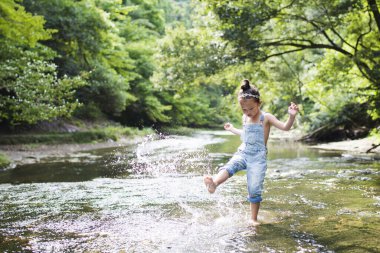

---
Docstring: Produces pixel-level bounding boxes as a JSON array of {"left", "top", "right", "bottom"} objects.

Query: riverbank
[
  {"left": 0, "top": 136, "right": 151, "bottom": 168},
  {"left": 0, "top": 126, "right": 200, "bottom": 168},
  {"left": 0, "top": 122, "right": 156, "bottom": 168},
  {"left": 310, "top": 136, "right": 380, "bottom": 154},
  {"left": 0, "top": 136, "right": 145, "bottom": 168},
  {"left": 1, "top": 129, "right": 379, "bottom": 169}
]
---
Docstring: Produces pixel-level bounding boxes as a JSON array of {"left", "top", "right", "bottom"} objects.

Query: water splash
[
  {"left": 1, "top": 131, "right": 379, "bottom": 252},
  {"left": 126, "top": 132, "right": 220, "bottom": 177}
]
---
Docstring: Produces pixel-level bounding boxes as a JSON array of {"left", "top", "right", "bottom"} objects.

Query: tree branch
[
  {"left": 257, "top": 48, "right": 305, "bottom": 61},
  {"left": 367, "top": 0, "right": 380, "bottom": 32},
  {"left": 366, "top": 143, "right": 380, "bottom": 153},
  {"left": 307, "top": 19, "right": 340, "bottom": 48},
  {"left": 320, "top": 3, "right": 356, "bottom": 50},
  {"left": 263, "top": 40, "right": 353, "bottom": 56},
  {"left": 262, "top": 38, "right": 315, "bottom": 45},
  {"left": 261, "top": 38, "right": 377, "bottom": 84},
  {"left": 355, "top": 8, "right": 373, "bottom": 53},
  {"left": 278, "top": 13, "right": 354, "bottom": 50},
  {"left": 354, "top": 59, "right": 377, "bottom": 84},
  {"left": 279, "top": 54, "right": 304, "bottom": 102},
  {"left": 330, "top": 27, "right": 355, "bottom": 50},
  {"left": 278, "top": 0, "right": 297, "bottom": 11}
]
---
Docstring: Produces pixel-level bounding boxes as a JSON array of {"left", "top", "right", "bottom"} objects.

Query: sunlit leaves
[
  {"left": 0, "top": 40, "right": 85, "bottom": 124},
  {"left": 201, "top": 0, "right": 380, "bottom": 135},
  {"left": 153, "top": 25, "right": 234, "bottom": 92},
  {"left": 0, "top": 0, "right": 54, "bottom": 47}
]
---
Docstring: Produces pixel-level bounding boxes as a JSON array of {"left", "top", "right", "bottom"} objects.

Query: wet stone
[{"left": 337, "top": 208, "right": 353, "bottom": 215}]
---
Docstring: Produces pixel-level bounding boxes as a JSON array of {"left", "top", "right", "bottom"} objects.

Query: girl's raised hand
[
  {"left": 224, "top": 122, "right": 233, "bottom": 131},
  {"left": 288, "top": 102, "right": 299, "bottom": 116}
]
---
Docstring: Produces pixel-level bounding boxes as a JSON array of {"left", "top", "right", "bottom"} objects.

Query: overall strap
[{"left": 259, "top": 112, "right": 265, "bottom": 125}]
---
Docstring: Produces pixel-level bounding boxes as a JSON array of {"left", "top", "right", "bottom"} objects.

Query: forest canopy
[{"left": 0, "top": 0, "right": 379, "bottom": 141}]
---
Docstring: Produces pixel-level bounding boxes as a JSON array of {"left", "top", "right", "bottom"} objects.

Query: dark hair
[{"left": 238, "top": 79, "right": 260, "bottom": 102}]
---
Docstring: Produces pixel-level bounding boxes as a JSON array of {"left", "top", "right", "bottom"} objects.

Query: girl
[{"left": 204, "top": 79, "right": 299, "bottom": 225}]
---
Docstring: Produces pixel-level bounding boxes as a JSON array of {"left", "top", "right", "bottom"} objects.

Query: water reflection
[{"left": 0, "top": 131, "right": 379, "bottom": 252}]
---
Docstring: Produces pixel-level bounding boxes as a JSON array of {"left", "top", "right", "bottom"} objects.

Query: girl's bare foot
[
  {"left": 203, "top": 176, "right": 217, "bottom": 193},
  {"left": 248, "top": 219, "right": 261, "bottom": 226}
]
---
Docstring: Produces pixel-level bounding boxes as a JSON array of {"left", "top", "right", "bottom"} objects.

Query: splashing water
[
  {"left": 126, "top": 132, "right": 223, "bottom": 176},
  {"left": 0, "top": 130, "right": 379, "bottom": 252}
]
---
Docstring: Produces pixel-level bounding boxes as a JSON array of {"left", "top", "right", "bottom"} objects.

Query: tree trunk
[{"left": 367, "top": 0, "right": 380, "bottom": 32}]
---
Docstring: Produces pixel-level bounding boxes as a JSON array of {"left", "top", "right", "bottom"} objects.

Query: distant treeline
[{"left": 0, "top": 0, "right": 379, "bottom": 140}]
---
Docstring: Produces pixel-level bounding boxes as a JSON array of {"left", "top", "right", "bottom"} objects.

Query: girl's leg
[
  {"left": 246, "top": 151, "right": 267, "bottom": 225},
  {"left": 204, "top": 169, "right": 229, "bottom": 193},
  {"left": 204, "top": 153, "right": 245, "bottom": 193},
  {"left": 250, "top": 202, "right": 261, "bottom": 225}
]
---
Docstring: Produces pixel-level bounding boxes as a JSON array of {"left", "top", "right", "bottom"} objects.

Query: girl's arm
[
  {"left": 224, "top": 122, "right": 242, "bottom": 135},
  {"left": 267, "top": 102, "right": 299, "bottom": 131}
]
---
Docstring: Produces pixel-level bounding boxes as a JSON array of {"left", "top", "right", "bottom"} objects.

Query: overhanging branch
[
  {"left": 367, "top": 0, "right": 380, "bottom": 32},
  {"left": 263, "top": 41, "right": 353, "bottom": 56},
  {"left": 258, "top": 48, "right": 305, "bottom": 61}
]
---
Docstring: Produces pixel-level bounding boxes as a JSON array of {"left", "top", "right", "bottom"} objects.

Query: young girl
[{"left": 204, "top": 79, "right": 299, "bottom": 225}]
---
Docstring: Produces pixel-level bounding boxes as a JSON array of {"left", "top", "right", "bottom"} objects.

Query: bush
[
  {"left": 0, "top": 126, "right": 154, "bottom": 145},
  {"left": 0, "top": 153, "right": 11, "bottom": 169}
]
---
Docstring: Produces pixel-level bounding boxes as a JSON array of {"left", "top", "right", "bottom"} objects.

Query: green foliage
[
  {"left": 22, "top": 0, "right": 135, "bottom": 119},
  {"left": 2, "top": 0, "right": 378, "bottom": 139},
  {"left": 370, "top": 127, "right": 380, "bottom": 144},
  {"left": 152, "top": 18, "right": 241, "bottom": 127},
  {"left": 0, "top": 126, "right": 153, "bottom": 145},
  {"left": 0, "top": 153, "right": 11, "bottom": 169},
  {"left": 0, "top": 1, "right": 86, "bottom": 126},
  {"left": 74, "top": 102, "right": 106, "bottom": 121},
  {"left": 124, "top": 0, "right": 166, "bottom": 35},
  {"left": 158, "top": 0, "right": 193, "bottom": 28},
  {"left": 200, "top": 0, "right": 380, "bottom": 137},
  {"left": 159, "top": 126, "right": 198, "bottom": 135},
  {"left": 0, "top": 39, "right": 85, "bottom": 125},
  {"left": 22, "top": 0, "right": 170, "bottom": 125},
  {"left": 155, "top": 25, "right": 232, "bottom": 87},
  {"left": 112, "top": 1, "right": 172, "bottom": 126},
  {"left": 0, "top": 0, "right": 54, "bottom": 47},
  {"left": 23, "top": 0, "right": 110, "bottom": 72},
  {"left": 100, "top": 125, "right": 153, "bottom": 139},
  {"left": 81, "top": 65, "right": 135, "bottom": 116}
]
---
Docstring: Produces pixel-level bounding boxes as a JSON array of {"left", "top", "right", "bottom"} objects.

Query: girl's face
[{"left": 239, "top": 98, "right": 260, "bottom": 118}]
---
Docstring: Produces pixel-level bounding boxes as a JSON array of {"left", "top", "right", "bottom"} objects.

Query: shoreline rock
[{"left": 310, "top": 136, "right": 380, "bottom": 154}]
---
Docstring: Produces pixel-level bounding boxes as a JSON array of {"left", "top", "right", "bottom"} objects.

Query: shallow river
[{"left": 0, "top": 131, "right": 379, "bottom": 252}]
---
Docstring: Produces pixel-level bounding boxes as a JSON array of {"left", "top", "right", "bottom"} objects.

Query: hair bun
[{"left": 240, "top": 79, "right": 251, "bottom": 91}]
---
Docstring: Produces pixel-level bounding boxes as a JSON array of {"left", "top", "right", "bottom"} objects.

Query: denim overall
[{"left": 221, "top": 112, "right": 267, "bottom": 203}]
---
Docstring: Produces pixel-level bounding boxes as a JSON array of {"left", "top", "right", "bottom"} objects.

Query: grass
[
  {"left": 158, "top": 126, "right": 214, "bottom": 136},
  {"left": 0, "top": 153, "right": 11, "bottom": 169},
  {"left": 0, "top": 126, "right": 154, "bottom": 145}
]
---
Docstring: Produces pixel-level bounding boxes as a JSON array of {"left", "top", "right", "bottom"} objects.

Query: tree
[
  {"left": 0, "top": 0, "right": 53, "bottom": 47},
  {"left": 204, "top": 0, "right": 380, "bottom": 120},
  {"left": 110, "top": 0, "right": 173, "bottom": 125},
  {"left": 22, "top": 0, "right": 171, "bottom": 125},
  {"left": 152, "top": 16, "right": 243, "bottom": 127},
  {"left": 0, "top": 40, "right": 85, "bottom": 125},
  {"left": 158, "top": 0, "right": 193, "bottom": 28},
  {"left": 0, "top": 0, "right": 85, "bottom": 125}
]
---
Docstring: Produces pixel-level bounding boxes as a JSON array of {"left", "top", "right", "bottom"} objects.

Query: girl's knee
[
  {"left": 247, "top": 182, "right": 264, "bottom": 202},
  {"left": 220, "top": 156, "right": 246, "bottom": 176},
  {"left": 218, "top": 167, "right": 234, "bottom": 177},
  {"left": 247, "top": 194, "right": 262, "bottom": 203}
]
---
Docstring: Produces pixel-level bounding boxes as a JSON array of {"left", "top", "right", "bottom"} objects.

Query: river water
[{"left": 0, "top": 131, "right": 379, "bottom": 252}]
